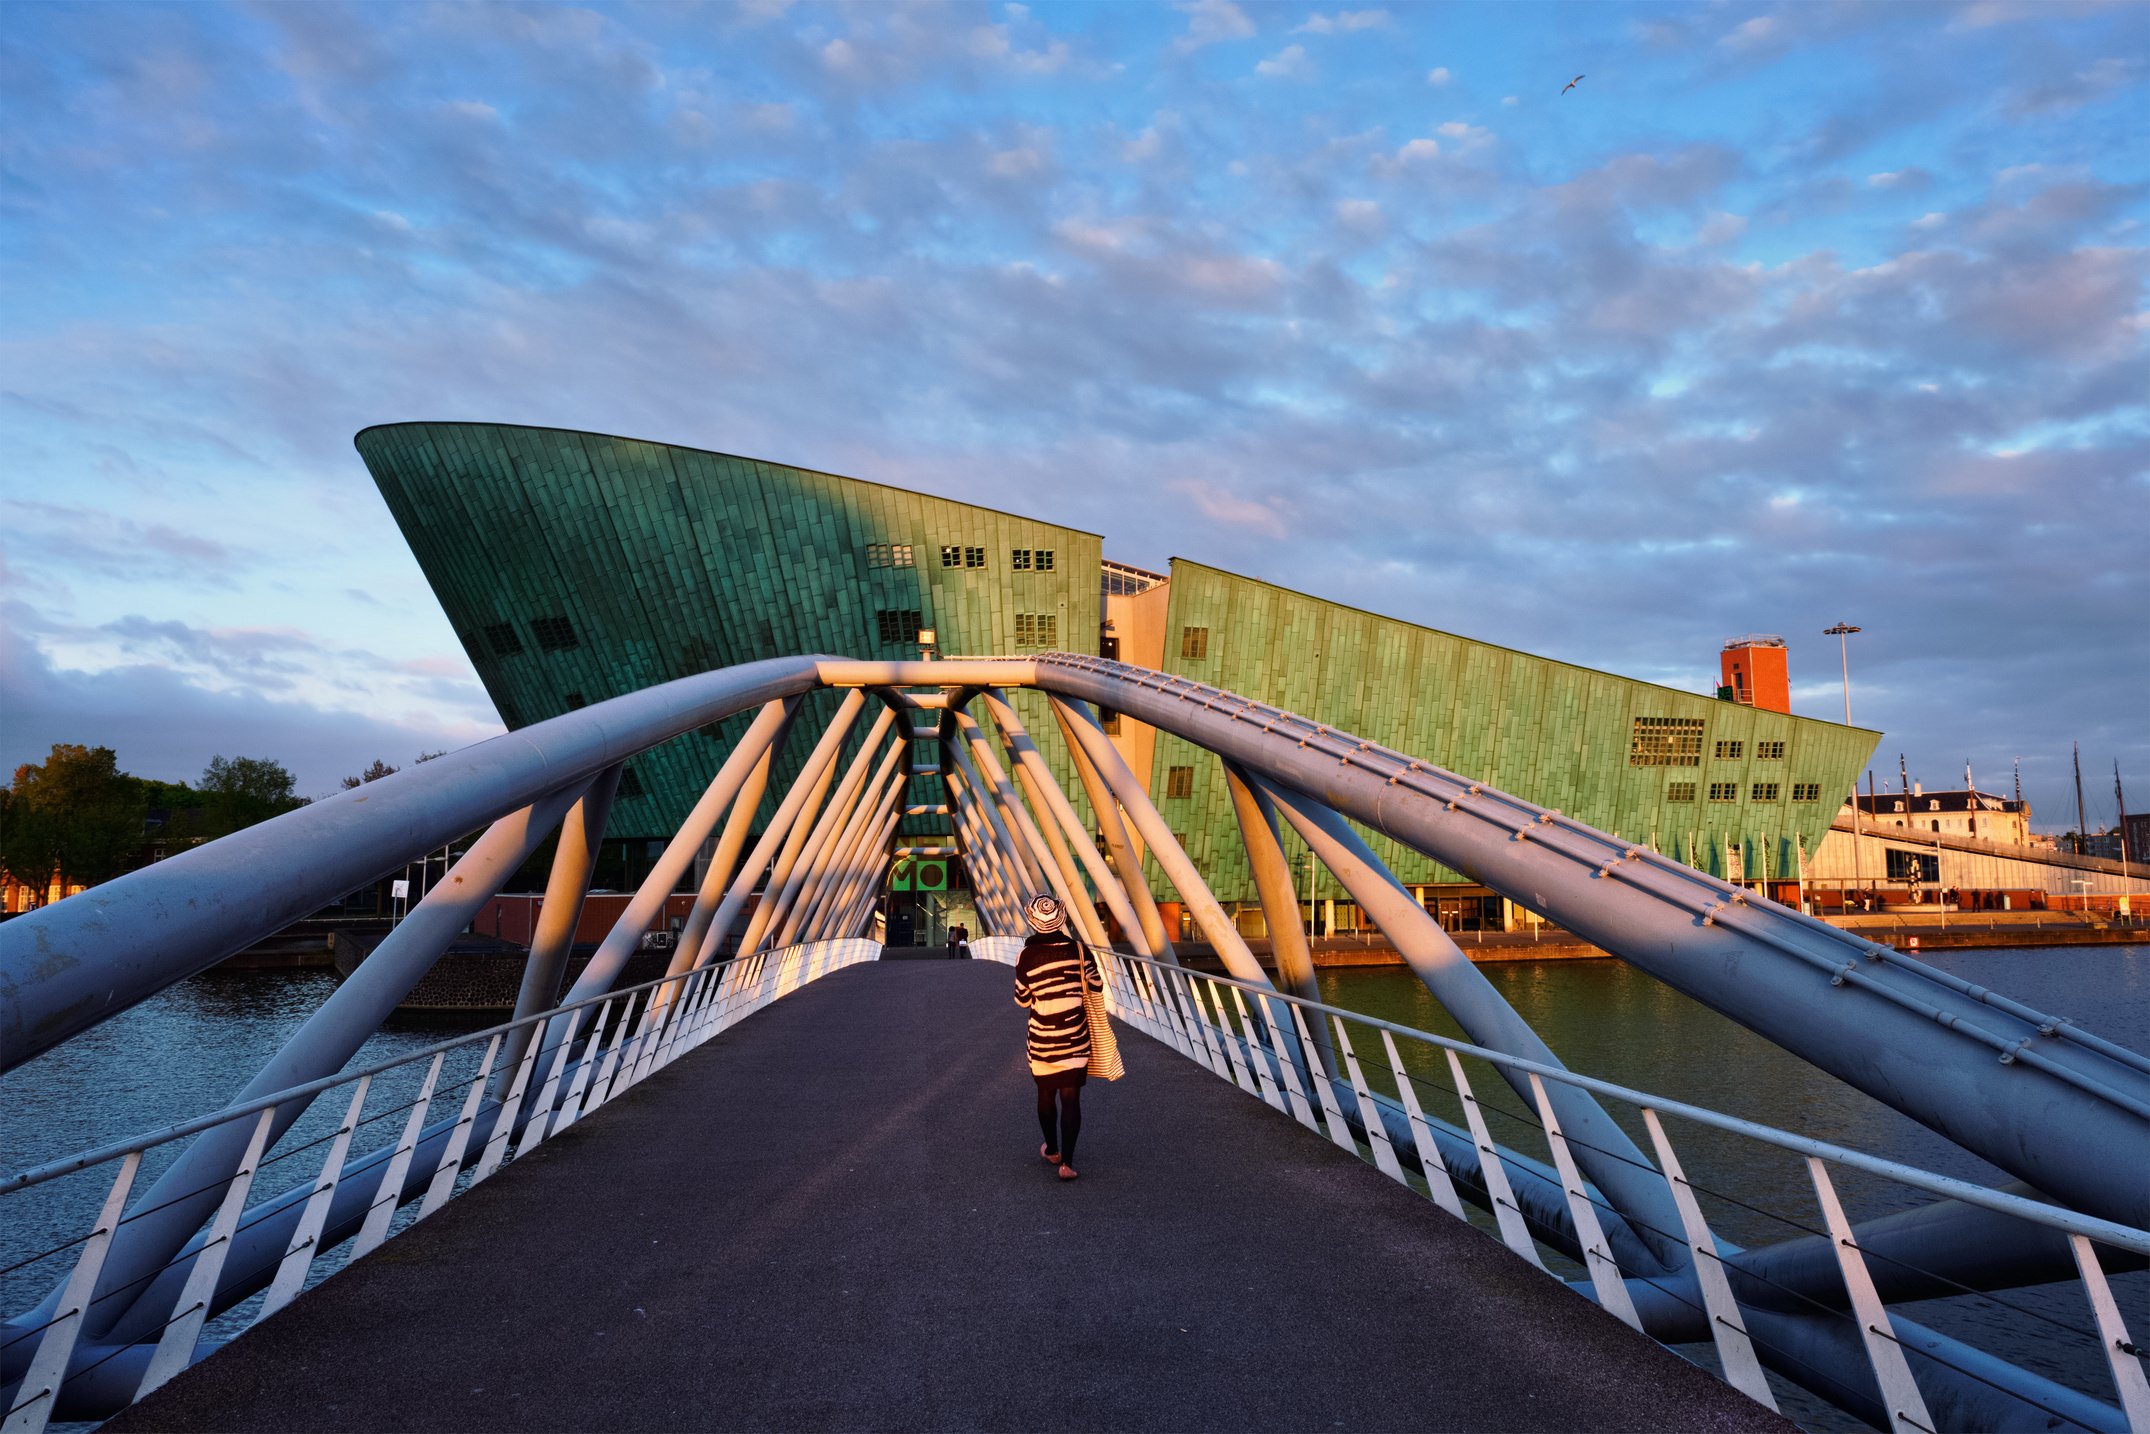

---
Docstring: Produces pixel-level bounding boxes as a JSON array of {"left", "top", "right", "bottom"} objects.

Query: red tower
[{"left": 1720, "top": 636, "right": 1789, "bottom": 713}]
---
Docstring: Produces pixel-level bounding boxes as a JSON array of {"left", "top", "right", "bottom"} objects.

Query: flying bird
[{"left": 1561, "top": 74, "right": 1585, "bottom": 95}]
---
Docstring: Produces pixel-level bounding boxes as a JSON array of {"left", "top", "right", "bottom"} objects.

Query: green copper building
[{"left": 358, "top": 422, "right": 1879, "bottom": 921}]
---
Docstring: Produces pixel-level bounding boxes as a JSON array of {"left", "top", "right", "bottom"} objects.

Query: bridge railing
[
  {"left": 1068, "top": 943, "right": 2150, "bottom": 1434},
  {"left": 0, "top": 938, "right": 876, "bottom": 1433}
]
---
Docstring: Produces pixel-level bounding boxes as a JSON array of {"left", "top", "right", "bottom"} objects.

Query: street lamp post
[{"left": 1825, "top": 623, "right": 1864, "bottom": 912}]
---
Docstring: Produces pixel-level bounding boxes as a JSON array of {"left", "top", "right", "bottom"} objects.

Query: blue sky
[{"left": 2, "top": 0, "right": 2144, "bottom": 829}]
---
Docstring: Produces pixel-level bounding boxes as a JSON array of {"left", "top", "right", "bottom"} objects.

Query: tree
[
  {"left": 341, "top": 759, "right": 400, "bottom": 790},
  {"left": 200, "top": 755, "right": 306, "bottom": 834},
  {"left": 3, "top": 745, "right": 144, "bottom": 896}
]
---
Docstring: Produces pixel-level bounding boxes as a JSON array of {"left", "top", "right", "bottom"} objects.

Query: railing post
[
  {"left": 418, "top": 1036, "right": 500, "bottom": 1220},
  {"left": 260, "top": 1076, "right": 372, "bottom": 1321},
  {"left": 2, "top": 1153, "right": 139, "bottom": 1434},
  {"left": 1806, "top": 1155, "right": 1936, "bottom": 1434},
  {"left": 351, "top": 1051, "right": 444, "bottom": 1259},
  {"left": 1379, "top": 1029, "right": 1466, "bottom": 1217},
  {"left": 2068, "top": 1233, "right": 2150, "bottom": 1428},
  {"left": 1290, "top": 1004, "right": 1358, "bottom": 1149},
  {"left": 1640, "top": 1109, "right": 1776, "bottom": 1410},
  {"left": 1445, "top": 1048, "right": 1545, "bottom": 1269},
  {"left": 1334, "top": 1017, "right": 1406, "bottom": 1181},
  {"left": 1528, "top": 1073, "right": 1641, "bottom": 1330}
]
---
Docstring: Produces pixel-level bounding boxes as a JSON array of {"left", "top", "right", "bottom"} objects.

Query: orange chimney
[{"left": 1720, "top": 635, "right": 1789, "bottom": 714}]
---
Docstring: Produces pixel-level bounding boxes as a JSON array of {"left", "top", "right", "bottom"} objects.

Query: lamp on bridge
[{"left": 917, "top": 627, "right": 938, "bottom": 661}]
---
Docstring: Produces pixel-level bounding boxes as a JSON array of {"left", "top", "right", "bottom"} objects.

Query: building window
[
  {"left": 939, "top": 545, "right": 962, "bottom": 568},
  {"left": 1012, "top": 549, "right": 1032, "bottom": 571},
  {"left": 1629, "top": 717, "right": 1704, "bottom": 767},
  {"left": 1892, "top": 800, "right": 1905, "bottom": 812},
  {"left": 1751, "top": 782, "right": 1780, "bottom": 802},
  {"left": 1036, "top": 549, "right": 1055, "bottom": 572},
  {"left": 1013, "top": 548, "right": 1055, "bottom": 572},
  {"left": 1181, "top": 626, "right": 1209, "bottom": 660},
  {"left": 1792, "top": 782, "right": 1821, "bottom": 802},
  {"left": 965, "top": 545, "right": 985, "bottom": 568},
  {"left": 485, "top": 622, "right": 524, "bottom": 658},
  {"left": 1165, "top": 766, "right": 1195, "bottom": 799},
  {"left": 1708, "top": 782, "right": 1738, "bottom": 803},
  {"left": 867, "top": 543, "right": 914, "bottom": 568},
  {"left": 1928, "top": 799, "right": 1940, "bottom": 811},
  {"left": 532, "top": 615, "right": 579, "bottom": 653},
  {"left": 564, "top": 692, "right": 587, "bottom": 710},
  {"left": 1014, "top": 613, "right": 1058, "bottom": 647},
  {"left": 1666, "top": 782, "right": 1696, "bottom": 803},
  {"left": 617, "top": 766, "right": 645, "bottom": 799},
  {"left": 1887, "top": 851, "right": 1939, "bottom": 882},
  {"left": 876, "top": 608, "right": 923, "bottom": 644},
  {"left": 1757, "top": 741, "right": 1786, "bottom": 760},
  {"left": 1714, "top": 739, "right": 1744, "bottom": 760}
]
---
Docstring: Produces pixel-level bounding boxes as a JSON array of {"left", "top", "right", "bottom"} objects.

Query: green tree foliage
[
  {"left": 340, "top": 759, "right": 400, "bottom": 790},
  {"left": 199, "top": 755, "right": 306, "bottom": 834},
  {"left": 2, "top": 745, "right": 145, "bottom": 896}
]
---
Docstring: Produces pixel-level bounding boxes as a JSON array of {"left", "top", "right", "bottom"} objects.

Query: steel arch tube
[
  {"left": 1028, "top": 657, "right": 2150, "bottom": 1229},
  {"left": 0, "top": 655, "right": 828, "bottom": 1072}
]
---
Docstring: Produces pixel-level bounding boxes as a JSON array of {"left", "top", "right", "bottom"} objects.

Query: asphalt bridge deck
[{"left": 116, "top": 961, "right": 1785, "bottom": 1432}]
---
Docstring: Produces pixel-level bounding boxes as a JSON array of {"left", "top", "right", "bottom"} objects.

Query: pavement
[{"left": 114, "top": 961, "right": 1788, "bottom": 1433}]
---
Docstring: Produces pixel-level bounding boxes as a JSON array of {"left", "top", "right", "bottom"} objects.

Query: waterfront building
[
  {"left": 1854, "top": 787, "right": 2034, "bottom": 845},
  {"left": 1717, "top": 634, "right": 1790, "bottom": 713},
  {"left": 357, "top": 422, "right": 1881, "bottom": 921}
]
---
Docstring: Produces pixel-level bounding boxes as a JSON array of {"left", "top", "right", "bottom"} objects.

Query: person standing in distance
[{"left": 1012, "top": 893, "right": 1099, "bottom": 1180}]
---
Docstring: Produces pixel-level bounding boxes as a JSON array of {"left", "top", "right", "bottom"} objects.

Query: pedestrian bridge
[{"left": 3, "top": 654, "right": 2146, "bottom": 1433}]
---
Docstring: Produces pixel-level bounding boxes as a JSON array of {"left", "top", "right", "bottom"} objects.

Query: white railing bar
[{"left": 1093, "top": 947, "right": 2150, "bottom": 1256}]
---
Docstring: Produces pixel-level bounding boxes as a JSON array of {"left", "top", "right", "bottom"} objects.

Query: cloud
[
  {"left": 1172, "top": 0, "right": 1256, "bottom": 52},
  {"left": 1426, "top": 66, "right": 1451, "bottom": 86},
  {"left": 2008, "top": 56, "right": 2139, "bottom": 116},
  {"left": 1296, "top": 10, "right": 1391, "bottom": 34},
  {"left": 1867, "top": 168, "right": 1933, "bottom": 191},
  {"left": 1254, "top": 44, "right": 1309, "bottom": 78}
]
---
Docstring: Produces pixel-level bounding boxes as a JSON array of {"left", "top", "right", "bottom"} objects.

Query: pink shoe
[
  {"left": 1058, "top": 1164, "right": 1079, "bottom": 1181},
  {"left": 1040, "top": 1143, "right": 1060, "bottom": 1163}
]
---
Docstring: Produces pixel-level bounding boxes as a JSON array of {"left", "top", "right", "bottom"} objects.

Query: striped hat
[{"left": 1023, "top": 893, "right": 1066, "bottom": 934}]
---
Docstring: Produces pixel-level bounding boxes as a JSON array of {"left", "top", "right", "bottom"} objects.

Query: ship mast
[{"left": 2073, "top": 743, "right": 2088, "bottom": 856}]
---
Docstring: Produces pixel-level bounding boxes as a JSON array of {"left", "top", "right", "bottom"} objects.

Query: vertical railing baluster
[
  {"left": 1640, "top": 1109, "right": 1775, "bottom": 1410},
  {"left": 1374, "top": 1029, "right": 1463, "bottom": 1216},
  {"left": 1260, "top": 993, "right": 1322, "bottom": 1131},
  {"left": 515, "top": 1028, "right": 578, "bottom": 1158},
  {"left": 1806, "top": 1156, "right": 1935, "bottom": 1434},
  {"left": 1445, "top": 1048, "right": 1544, "bottom": 1269},
  {"left": 1208, "top": 982, "right": 1262, "bottom": 1096},
  {"left": 1290, "top": 1004, "right": 1357, "bottom": 1149},
  {"left": 1185, "top": 977, "right": 1233, "bottom": 1078},
  {"left": 584, "top": 993, "right": 642, "bottom": 1113},
  {"left": 1528, "top": 1073, "right": 1640, "bottom": 1330},
  {"left": 417, "top": 1035, "right": 500, "bottom": 1220},
  {"left": 351, "top": 1051, "right": 444, "bottom": 1259},
  {"left": 260, "top": 1076, "right": 371, "bottom": 1320},
  {"left": 2, "top": 1152, "right": 140, "bottom": 1434},
  {"left": 137, "top": 1106, "right": 277, "bottom": 1398},
  {"left": 473, "top": 1027, "right": 544, "bottom": 1184},
  {"left": 1230, "top": 985, "right": 1288, "bottom": 1112},
  {"left": 1333, "top": 1018, "right": 1405, "bottom": 1180},
  {"left": 550, "top": 998, "right": 613, "bottom": 1136},
  {"left": 2068, "top": 1233, "right": 2150, "bottom": 1429}
]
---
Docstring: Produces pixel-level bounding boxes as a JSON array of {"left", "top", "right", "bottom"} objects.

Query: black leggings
[{"left": 1036, "top": 1084, "right": 1082, "bottom": 1165}]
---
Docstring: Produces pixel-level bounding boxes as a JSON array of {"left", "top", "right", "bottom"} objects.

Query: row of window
[
  {"left": 1664, "top": 782, "right": 1822, "bottom": 804},
  {"left": 866, "top": 543, "right": 915, "bottom": 568},
  {"left": 875, "top": 609, "right": 1059, "bottom": 646},
  {"left": 1628, "top": 719, "right": 1793, "bottom": 768},
  {"left": 483, "top": 615, "right": 579, "bottom": 659},
  {"left": 929, "top": 545, "right": 1056, "bottom": 572}
]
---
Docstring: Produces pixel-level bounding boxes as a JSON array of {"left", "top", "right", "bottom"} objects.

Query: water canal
[{"left": 4, "top": 945, "right": 2143, "bottom": 1429}]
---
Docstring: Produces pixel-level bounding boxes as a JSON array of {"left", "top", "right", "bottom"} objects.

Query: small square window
[
  {"left": 892, "top": 544, "right": 913, "bottom": 567},
  {"left": 1165, "top": 765, "right": 1195, "bottom": 799},
  {"left": 1014, "top": 613, "right": 1058, "bottom": 647},
  {"left": 965, "top": 546, "right": 986, "bottom": 568},
  {"left": 1035, "top": 549, "right": 1055, "bottom": 572},
  {"left": 1180, "top": 626, "right": 1209, "bottom": 661},
  {"left": 532, "top": 615, "right": 579, "bottom": 653},
  {"left": 939, "top": 545, "right": 963, "bottom": 568},
  {"left": 1792, "top": 783, "right": 1822, "bottom": 802},
  {"left": 1757, "top": 740, "right": 1786, "bottom": 760},
  {"left": 484, "top": 622, "right": 524, "bottom": 658},
  {"left": 1666, "top": 782, "right": 1696, "bottom": 803},
  {"left": 1012, "top": 549, "right": 1033, "bottom": 571},
  {"left": 1751, "top": 782, "right": 1780, "bottom": 802},
  {"left": 1708, "top": 782, "right": 1738, "bottom": 802},
  {"left": 876, "top": 608, "right": 922, "bottom": 644},
  {"left": 1714, "top": 740, "right": 1744, "bottom": 760}
]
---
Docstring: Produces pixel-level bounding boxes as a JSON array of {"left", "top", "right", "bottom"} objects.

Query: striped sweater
[{"left": 1013, "top": 933, "right": 1100, "bottom": 1076}]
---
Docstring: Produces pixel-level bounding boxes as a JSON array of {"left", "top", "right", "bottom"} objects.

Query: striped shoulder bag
[{"left": 1083, "top": 951, "right": 1126, "bottom": 1081}]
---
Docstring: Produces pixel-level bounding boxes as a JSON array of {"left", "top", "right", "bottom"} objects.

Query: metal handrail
[
  {"left": 1, "top": 949, "right": 811, "bottom": 1194},
  {"left": 1074, "top": 944, "right": 2150, "bottom": 1256}
]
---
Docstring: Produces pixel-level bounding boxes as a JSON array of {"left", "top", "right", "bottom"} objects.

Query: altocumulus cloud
[{"left": 0, "top": 0, "right": 2142, "bottom": 828}]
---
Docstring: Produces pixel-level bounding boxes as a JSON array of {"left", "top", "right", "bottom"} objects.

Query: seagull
[{"left": 1561, "top": 74, "right": 1585, "bottom": 95}]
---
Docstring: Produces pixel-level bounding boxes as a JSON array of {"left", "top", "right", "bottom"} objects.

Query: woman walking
[{"left": 1012, "top": 893, "right": 1100, "bottom": 1181}]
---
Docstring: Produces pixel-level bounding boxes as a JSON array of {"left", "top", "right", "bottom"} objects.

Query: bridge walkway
[{"left": 113, "top": 961, "right": 1783, "bottom": 1432}]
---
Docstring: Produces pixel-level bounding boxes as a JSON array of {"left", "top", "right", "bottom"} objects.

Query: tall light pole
[{"left": 1825, "top": 623, "right": 1863, "bottom": 910}]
